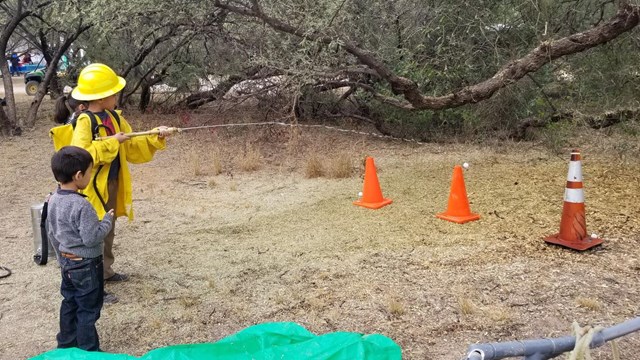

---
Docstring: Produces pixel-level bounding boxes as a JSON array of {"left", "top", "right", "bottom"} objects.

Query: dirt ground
[{"left": 0, "top": 95, "right": 639, "bottom": 360}]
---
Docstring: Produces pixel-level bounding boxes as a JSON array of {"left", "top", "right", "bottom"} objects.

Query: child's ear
[{"left": 73, "top": 170, "right": 83, "bottom": 181}]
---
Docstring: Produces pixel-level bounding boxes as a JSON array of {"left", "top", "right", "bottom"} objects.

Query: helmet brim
[{"left": 72, "top": 76, "right": 126, "bottom": 101}]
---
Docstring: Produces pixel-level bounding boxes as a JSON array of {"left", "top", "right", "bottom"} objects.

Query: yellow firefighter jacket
[{"left": 70, "top": 110, "right": 166, "bottom": 220}]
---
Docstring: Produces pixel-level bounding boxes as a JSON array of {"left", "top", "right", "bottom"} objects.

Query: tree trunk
[
  {"left": 25, "top": 25, "right": 91, "bottom": 127},
  {"left": 0, "top": 0, "right": 47, "bottom": 135},
  {"left": 139, "top": 80, "right": 152, "bottom": 112},
  {"left": 0, "top": 103, "right": 12, "bottom": 136},
  {"left": 0, "top": 60, "right": 21, "bottom": 133},
  {"left": 48, "top": 74, "right": 63, "bottom": 99}
]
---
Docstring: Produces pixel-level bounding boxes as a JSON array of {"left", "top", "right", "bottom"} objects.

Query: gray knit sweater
[{"left": 46, "top": 189, "right": 113, "bottom": 259}]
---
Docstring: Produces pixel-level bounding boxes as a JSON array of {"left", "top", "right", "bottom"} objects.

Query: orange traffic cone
[
  {"left": 354, "top": 157, "right": 392, "bottom": 209},
  {"left": 545, "top": 149, "right": 603, "bottom": 251},
  {"left": 436, "top": 165, "right": 480, "bottom": 224}
]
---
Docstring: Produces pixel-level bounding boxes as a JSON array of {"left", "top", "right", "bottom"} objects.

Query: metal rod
[
  {"left": 94, "top": 122, "right": 290, "bottom": 141},
  {"left": 465, "top": 317, "right": 640, "bottom": 360}
]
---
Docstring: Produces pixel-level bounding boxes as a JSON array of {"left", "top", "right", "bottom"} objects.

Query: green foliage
[
  {"left": 3, "top": 0, "right": 638, "bottom": 139},
  {"left": 538, "top": 121, "right": 577, "bottom": 154}
]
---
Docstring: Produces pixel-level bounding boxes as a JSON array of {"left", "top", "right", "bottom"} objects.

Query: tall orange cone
[
  {"left": 436, "top": 165, "right": 480, "bottom": 224},
  {"left": 354, "top": 157, "right": 392, "bottom": 209},
  {"left": 545, "top": 149, "right": 603, "bottom": 251}
]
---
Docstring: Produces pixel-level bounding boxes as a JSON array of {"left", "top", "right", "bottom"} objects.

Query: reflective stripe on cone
[{"left": 544, "top": 149, "right": 603, "bottom": 251}]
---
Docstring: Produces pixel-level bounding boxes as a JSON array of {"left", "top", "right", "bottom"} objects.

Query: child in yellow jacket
[{"left": 70, "top": 63, "right": 172, "bottom": 303}]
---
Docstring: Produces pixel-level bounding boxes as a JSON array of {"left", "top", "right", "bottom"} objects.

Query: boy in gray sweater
[{"left": 46, "top": 146, "right": 114, "bottom": 351}]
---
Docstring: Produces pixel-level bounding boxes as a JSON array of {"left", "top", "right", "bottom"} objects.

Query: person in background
[
  {"left": 10, "top": 53, "right": 20, "bottom": 76},
  {"left": 54, "top": 92, "right": 89, "bottom": 125},
  {"left": 22, "top": 52, "right": 32, "bottom": 64}
]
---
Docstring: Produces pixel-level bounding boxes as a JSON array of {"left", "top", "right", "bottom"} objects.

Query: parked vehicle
[
  {"left": 24, "top": 67, "right": 46, "bottom": 96},
  {"left": 23, "top": 57, "right": 69, "bottom": 96}
]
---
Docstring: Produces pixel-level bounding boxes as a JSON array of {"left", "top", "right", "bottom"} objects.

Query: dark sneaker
[
  {"left": 104, "top": 292, "right": 119, "bottom": 304},
  {"left": 106, "top": 273, "right": 129, "bottom": 282}
]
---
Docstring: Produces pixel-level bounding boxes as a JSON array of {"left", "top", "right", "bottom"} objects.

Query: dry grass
[
  {"left": 286, "top": 126, "right": 302, "bottom": 154},
  {"left": 458, "top": 297, "right": 477, "bottom": 316},
  {"left": 207, "top": 279, "right": 216, "bottom": 289},
  {"left": 212, "top": 150, "right": 223, "bottom": 175},
  {"left": 485, "top": 306, "right": 513, "bottom": 324},
  {"left": 180, "top": 297, "right": 199, "bottom": 308},
  {"left": 2, "top": 100, "right": 640, "bottom": 360},
  {"left": 237, "top": 146, "right": 262, "bottom": 172},
  {"left": 576, "top": 297, "right": 602, "bottom": 311},
  {"left": 387, "top": 298, "right": 405, "bottom": 318},
  {"left": 305, "top": 154, "right": 325, "bottom": 178},
  {"left": 326, "top": 153, "right": 353, "bottom": 178},
  {"left": 190, "top": 151, "right": 204, "bottom": 176}
]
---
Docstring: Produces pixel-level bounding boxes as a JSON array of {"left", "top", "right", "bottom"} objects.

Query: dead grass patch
[
  {"left": 148, "top": 319, "right": 163, "bottom": 330},
  {"left": 458, "top": 297, "right": 477, "bottom": 315},
  {"left": 286, "top": 126, "right": 302, "bottom": 154},
  {"left": 180, "top": 296, "right": 199, "bottom": 308},
  {"left": 305, "top": 154, "right": 325, "bottom": 178},
  {"left": 387, "top": 298, "right": 406, "bottom": 318},
  {"left": 212, "top": 150, "right": 223, "bottom": 175},
  {"left": 576, "top": 297, "right": 602, "bottom": 311},
  {"left": 207, "top": 279, "right": 216, "bottom": 289},
  {"left": 190, "top": 151, "right": 204, "bottom": 176},
  {"left": 326, "top": 153, "right": 353, "bottom": 178},
  {"left": 308, "top": 296, "right": 328, "bottom": 311},
  {"left": 484, "top": 306, "right": 513, "bottom": 324},
  {"left": 237, "top": 146, "right": 262, "bottom": 172}
]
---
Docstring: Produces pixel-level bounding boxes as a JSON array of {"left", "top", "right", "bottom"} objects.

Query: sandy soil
[
  {"left": 0, "top": 99, "right": 639, "bottom": 360},
  {"left": 0, "top": 77, "right": 26, "bottom": 96}
]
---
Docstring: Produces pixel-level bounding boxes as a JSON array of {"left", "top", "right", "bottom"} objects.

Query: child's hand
[
  {"left": 107, "top": 209, "right": 115, "bottom": 217},
  {"left": 114, "top": 132, "right": 129, "bottom": 143},
  {"left": 157, "top": 126, "right": 172, "bottom": 139}
]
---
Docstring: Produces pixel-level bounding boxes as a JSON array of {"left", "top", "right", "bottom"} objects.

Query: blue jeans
[{"left": 57, "top": 256, "right": 104, "bottom": 351}]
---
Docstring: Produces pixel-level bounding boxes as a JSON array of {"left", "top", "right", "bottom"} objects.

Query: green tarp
[{"left": 30, "top": 322, "right": 401, "bottom": 360}]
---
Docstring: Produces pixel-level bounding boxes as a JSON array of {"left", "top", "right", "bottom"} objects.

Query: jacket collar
[{"left": 56, "top": 188, "right": 87, "bottom": 197}]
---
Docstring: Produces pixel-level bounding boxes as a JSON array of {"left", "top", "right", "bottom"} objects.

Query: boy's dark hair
[{"left": 51, "top": 146, "right": 93, "bottom": 184}]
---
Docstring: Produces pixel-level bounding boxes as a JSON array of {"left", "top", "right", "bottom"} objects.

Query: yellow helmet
[{"left": 72, "top": 63, "right": 126, "bottom": 101}]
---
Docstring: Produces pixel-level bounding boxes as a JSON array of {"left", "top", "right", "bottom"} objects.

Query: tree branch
[{"left": 214, "top": 1, "right": 640, "bottom": 111}]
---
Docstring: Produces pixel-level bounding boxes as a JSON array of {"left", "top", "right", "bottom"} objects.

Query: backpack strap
[
  {"left": 71, "top": 111, "right": 101, "bottom": 140},
  {"left": 74, "top": 110, "right": 118, "bottom": 212},
  {"left": 71, "top": 109, "right": 121, "bottom": 140}
]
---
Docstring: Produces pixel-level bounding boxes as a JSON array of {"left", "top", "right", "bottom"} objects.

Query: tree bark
[
  {"left": 37, "top": 29, "right": 64, "bottom": 98},
  {"left": 0, "top": 0, "right": 52, "bottom": 134},
  {"left": 24, "top": 24, "right": 91, "bottom": 127},
  {"left": 0, "top": 0, "right": 31, "bottom": 133},
  {"left": 139, "top": 79, "right": 152, "bottom": 112},
  {"left": 0, "top": 102, "right": 12, "bottom": 136}
]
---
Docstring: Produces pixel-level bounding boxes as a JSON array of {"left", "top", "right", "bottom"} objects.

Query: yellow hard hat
[{"left": 72, "top": 63, "right": 126, "bottom": 101}]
